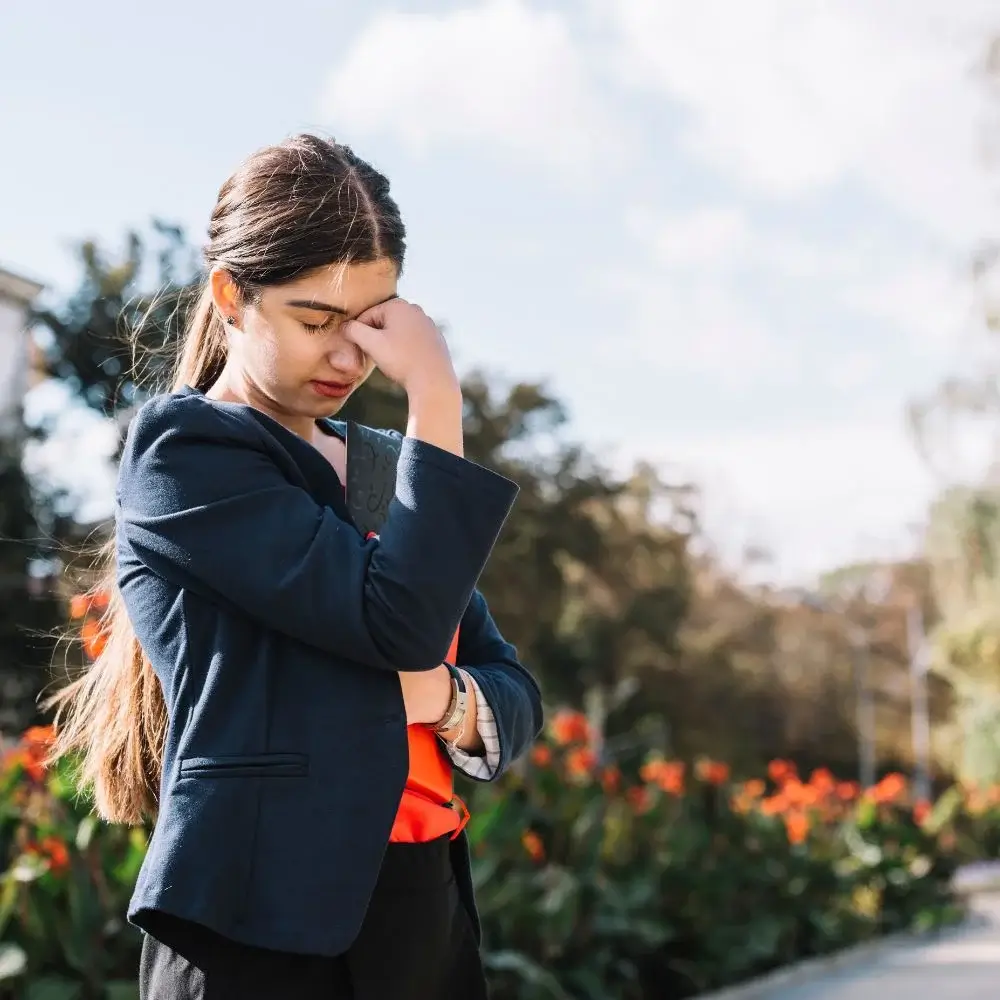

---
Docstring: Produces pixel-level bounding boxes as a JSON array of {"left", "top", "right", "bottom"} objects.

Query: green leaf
[
  {"left": 925, "top": 786, "right": 963, "bottom": 835},
  {"left": 0, "top": 943, "right": 27, "bottom": 981},
  {"left": 9, "top": 853, "right": 47, "bottom": 883},
  {"left": 105, "top": 981, "right": 140, "bottom": 1000},
  {"left": 466, "top": 796, "right": 508, "bottom": 846},
  {"left": 855, "top": 797, "right": 877, "bottom": 829},
  {"left": 539, "top": 866, "right": 579, "bottom": 916},
  {"left": 25, "top": 976, "right": 83, "bottom": 1000},
  {"left": 484, "top": 950, "right": 574, "bottom": 1000},
  {"left": 111, "top": 827, "right": 148, "bottom": 886},
  {"left": 0, "top": 874, "right": 18, "bottom": 938},
  {"left": 75, "top": 814, "right": 98, "bottom": 852}
]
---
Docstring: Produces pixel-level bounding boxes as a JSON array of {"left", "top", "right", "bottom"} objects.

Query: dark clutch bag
[{"left": 344, "top": 422, "right": 403, "bottom": 538}]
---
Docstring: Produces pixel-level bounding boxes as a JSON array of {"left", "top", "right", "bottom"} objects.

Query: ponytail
[
  {"left": 171, "top": 284, "right": 227, "bottom": 393},
  {"left": 44, "top": 284, "right": 227, "bottom": 823}
]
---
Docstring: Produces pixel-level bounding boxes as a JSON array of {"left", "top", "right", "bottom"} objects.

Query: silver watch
[{"left": 433, "top": 664, "right": 468, "bottom": 733}]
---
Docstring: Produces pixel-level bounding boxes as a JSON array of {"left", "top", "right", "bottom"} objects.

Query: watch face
[{"left": 345, "top": 423, "right": 402, "bottom": 537}]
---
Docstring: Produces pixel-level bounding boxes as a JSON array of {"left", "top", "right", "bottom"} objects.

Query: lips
[{"left": 310, "top": 380, "right": 356, "bottom": 399}]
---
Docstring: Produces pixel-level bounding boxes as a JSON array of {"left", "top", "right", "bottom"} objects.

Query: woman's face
[{"left": 211, "top": 258, "right": 398, "bottom": 426}]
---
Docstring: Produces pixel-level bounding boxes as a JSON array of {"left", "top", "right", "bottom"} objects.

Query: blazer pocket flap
[{"left": 179, "top": 753, "right": 308, "bottom": 778}]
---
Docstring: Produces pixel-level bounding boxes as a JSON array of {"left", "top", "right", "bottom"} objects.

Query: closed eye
[{"left": 300, "top": 316, "right": 343, "bottom": 334}]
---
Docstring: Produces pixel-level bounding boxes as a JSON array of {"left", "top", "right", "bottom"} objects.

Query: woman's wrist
[
  {"left": 405, "top": 380, "right": 464, "bottom": 458},
  {"left": 432, "top": 666, "right": 463, "bottom": 731},
  {"left": 438, "top": 669, "right": 484, "bottom": 755}
]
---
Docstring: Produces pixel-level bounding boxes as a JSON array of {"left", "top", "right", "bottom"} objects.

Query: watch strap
[{"left": 433, "top": 664, "right": 468, "bottom": 733}]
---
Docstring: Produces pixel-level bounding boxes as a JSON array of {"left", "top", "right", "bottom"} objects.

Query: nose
[{"left": 326, "top": 338, "right": 366, "bottom": 378}]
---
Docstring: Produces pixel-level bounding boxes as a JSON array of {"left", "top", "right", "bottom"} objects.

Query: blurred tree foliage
[
  {"left": 0, "top": 430, "right": 62, "bottom": 735},
  {"left": 905, "top": 33, "right": 1000, "bottom": 787},
  {"left": 14, "top": 224, "right": 940, "bottom": 779}
]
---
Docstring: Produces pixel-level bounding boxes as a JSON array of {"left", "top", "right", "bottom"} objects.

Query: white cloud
[
  {"left": 827, "top": 350, "right": 879, "bottom": 391},
  {"left": 595, "top": 0, "right": 1000, "bottom": 245},
  {"left": 608, "top": 201, "right": 985, "bottom": 388},
  {"left": 602, "top": 205, "right": 797, "bottom": 381},
  {"left": 319, "top": 0, "right": 626, "bottom": 181},
  {"left": 313, "top": 0, "right": 998, "bottom": 584},
  {"left": 622, "top": 411, "right": 937, "bottom": 583},
  {"left": 844, "top": 259, "right": 981, "bottom": 352},
  {"left": 627, "top": 206, "right": 751, "bottom": 269},
  {"left": 602, "top": 269, "right": 796, "bottom": 384}
]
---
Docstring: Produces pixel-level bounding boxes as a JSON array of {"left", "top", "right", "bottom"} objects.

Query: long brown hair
[{"left": 44, "top": 134, "right": 406, "bottom": 824}]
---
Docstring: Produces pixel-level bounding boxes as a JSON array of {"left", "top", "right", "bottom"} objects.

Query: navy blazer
[{"left": 116, "top": 386, "right": 543, "bottom": 957}]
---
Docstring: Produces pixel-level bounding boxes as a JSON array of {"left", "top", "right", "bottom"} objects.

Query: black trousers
[{"left": 139, "top": 837, "right": 488, "bottom": 999}]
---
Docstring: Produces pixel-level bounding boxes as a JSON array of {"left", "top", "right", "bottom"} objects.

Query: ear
[{"left": 209, "top": 268, "right": 242, "bottom": 326}]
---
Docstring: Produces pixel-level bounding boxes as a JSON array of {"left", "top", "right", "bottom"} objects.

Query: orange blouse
[{"left": 388, "top": 627, "right": 468, "bottom": 842}]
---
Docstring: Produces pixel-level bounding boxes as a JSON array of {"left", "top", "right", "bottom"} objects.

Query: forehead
[{"left": 276, "top": 259, "right": 398, "bottom": 315}]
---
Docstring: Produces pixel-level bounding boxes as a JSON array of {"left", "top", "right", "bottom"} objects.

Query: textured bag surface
[{"left": 345, "top": 422, "right": 402, "bottom": 538}]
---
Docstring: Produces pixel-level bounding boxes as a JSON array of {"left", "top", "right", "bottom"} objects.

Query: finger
[
  {"left": 356, "top": 296, "right": 402, "bottom": 330},
  {"left": 341, "top": 318, "right": 383, "bottom": 356}
]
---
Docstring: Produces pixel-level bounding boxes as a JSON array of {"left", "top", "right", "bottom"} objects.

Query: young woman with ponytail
[{"left": 45, "top": 134, "right": 542, "bottom": 999}]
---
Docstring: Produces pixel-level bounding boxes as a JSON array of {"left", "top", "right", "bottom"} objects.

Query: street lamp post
[
  {"left": 906, "top": 601, "right": 933, "bottom": 802},
  {"left": 849, "top": 621, "right": 877, "bottom": 790}
]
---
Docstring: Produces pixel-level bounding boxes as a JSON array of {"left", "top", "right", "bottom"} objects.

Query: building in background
[{"left": 0, "top": 265, "right": 43, "bottom": 432}]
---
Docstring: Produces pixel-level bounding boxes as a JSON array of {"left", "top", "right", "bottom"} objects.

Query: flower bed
[{"left": 0, "top": 712, "right": 987, "bottom": 999}]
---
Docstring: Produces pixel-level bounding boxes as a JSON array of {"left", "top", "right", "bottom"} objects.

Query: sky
[{"left": 2, "top": 0, "right": 999, "bottom": 584}]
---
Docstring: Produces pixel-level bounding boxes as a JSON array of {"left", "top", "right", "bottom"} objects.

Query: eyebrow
[
  {"left": 285, "top": 299, "right": 349, "bottom": 316},
  {"left": 285, "top": 293, "right": 399, "bottom": 317}
]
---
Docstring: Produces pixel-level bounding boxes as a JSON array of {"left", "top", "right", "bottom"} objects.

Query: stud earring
[{"left": 225, "top": 316, "right": 236, "bottom": 326}]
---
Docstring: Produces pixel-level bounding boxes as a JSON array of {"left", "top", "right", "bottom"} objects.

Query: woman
[{"left": 47, "top": 133, "right": 543, "bottom": 999}]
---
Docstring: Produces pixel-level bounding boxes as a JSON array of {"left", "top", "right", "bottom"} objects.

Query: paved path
[{"left": 769, "top": 896, "right": 1000, "bottom": 1000}]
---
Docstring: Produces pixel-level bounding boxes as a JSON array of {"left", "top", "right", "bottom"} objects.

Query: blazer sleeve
[
  {"left": 115, "top": 393, "right": 518, "bottom": 672},
  {"left": 457, "top": 589, "right": 543, "bottom": 780}
]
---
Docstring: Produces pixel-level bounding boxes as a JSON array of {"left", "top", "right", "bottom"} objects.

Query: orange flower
[
  {"left": 566, "top": 747, "right": 597, "bottom": 779},
  {"left": 531, "top": 745, "right": 553, "bottom": 768},
  {"left": 81, "top": 618, "right": 108, "bottom": 660},
  {"left": 69, "top": 594, "right": 90, "bottom": 619},
  {"left": 778, "top": 778, "right": 819, "bottom": 809},
  {"left": 5, "top": 728, "right": 54, "bottom": 783},
  {"left": 42, "top": 836, "right": 69, "bottom": 875},
  {"left": 640, "top": 759, "right": 685, "bottom": 795},
  {"left": 836, "top": 781, "right": 860, "bottom": 801},
  {"left": 13, "top": 725, "right": 55, "bottom": 782},
  {"left": 2, "top": 748, "right": 43, "bottom": 782},
  {"left": 768, "top": 759, "right": 798, "bottom": 785},
  {"left": 809, "top": 768, "right": 836, "bottom": 796},
  {"left": 967, "top": 789, "right": 988, "bottom": 816},
  {"left": 26, "top": 836, "right": 70, "bottom": 876},
  {"left": 521, "top": 831, "right": 545, "bottom": 863},
  {"left": 760, "top": 793, "right": 787, "bottom": 816},
  {"left": 22, "top": 726, "right": 55, "bottom": 752},
  {"left": 626, "top": 786, "right": 652, "bottom": 814},
  {"left": 731, "top": 779, "right": 766, "bottom": 814},
  {"left": 550, "top": 710, "right": 591, "bottom": 746},
  {"left": 784, "top": 811, "right": 810, "bottom": 845},
  {"left": 601, "top": 765, "right": 622, "bottom": 794},
  {"left": 695, "top": 759, "right": 730, "bottom": 786},
  {"left": 868, "top": 773, "right": 907, "bottom": 805},
  {"left": 913, "top": 799, "right": 932, "bottom": 825}
]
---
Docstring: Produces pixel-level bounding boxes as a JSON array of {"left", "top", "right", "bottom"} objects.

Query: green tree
[
  {"left": 0, "top": 429, "right": 63, "bottom": 735},
  {"left": 29, "top": 225, "right": 698, "bottom": 731},
  {"left": 904, "top": 32, "right": 1000, "bottom": 786}
]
